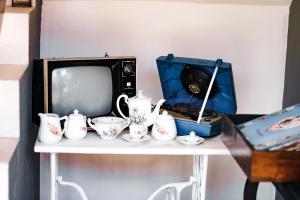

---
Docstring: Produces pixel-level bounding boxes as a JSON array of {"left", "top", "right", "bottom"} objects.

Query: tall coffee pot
[{"left": 116, "top": 90, "right": 165, "bottom": 127}]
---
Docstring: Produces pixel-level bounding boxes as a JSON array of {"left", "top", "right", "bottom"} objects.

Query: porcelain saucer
[
  {"left": 121, "top": 134, "right": 151, "bottom": 143},
  {"left": 176, "top": 134, "right": 205, "bottom": 145}
]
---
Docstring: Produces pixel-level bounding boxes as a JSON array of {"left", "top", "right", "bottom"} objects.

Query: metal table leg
[
  {"left": 50, "top": 153, "right": 58, "bottom": 200},
  {"left": 50, "top": 153, "right": 88, "bottom": 200},
  {"left": 244, "top": 179, "right": 259, "bottom": 200},
  {"left": 192, "top": 155, "right": 208, "bottom": 200}
]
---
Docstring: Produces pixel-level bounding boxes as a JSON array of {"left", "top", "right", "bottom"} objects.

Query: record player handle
[
  {"left": 116, "top": 94, "right": 129, "bottom": 120},
  {"left": 197, "top": 64, "right": 220, "bottom": 124}
]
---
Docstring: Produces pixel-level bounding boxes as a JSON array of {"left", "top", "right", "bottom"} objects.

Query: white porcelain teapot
[
  {"left": 38, "top": 113, "right": 68, "bottom": 144},
  {"left": 116, "top": 90, "right": 165, "bottom": 127},
  {"left": 64, "top": 109, "right": 87, "bottom": 140}
]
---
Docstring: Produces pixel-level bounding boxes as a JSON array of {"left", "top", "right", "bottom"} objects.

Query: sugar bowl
[
  {"left": 88, "top": 116, "right": 130, "bottom": 139},
  {"left": 151, "top": 111, "right": 177, "bottom": 141},
  {"left": 64, "top": 109, "right": 87, "bottom": 140}
]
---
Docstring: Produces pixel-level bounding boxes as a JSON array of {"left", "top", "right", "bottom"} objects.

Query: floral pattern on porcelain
[
  {"left": 80, "top": 127, "right": 87, "bottom": 132},
  {"left": 48, "top": 123, "right": 59, "bottom": 136},
  {"left": 154, "top": 123, "right": 168, "bottom": 135},
  {"left": 103, "top": 128, "right": 118, "bottom": 138},
  {"left": 130, "top": 107, "right": 146, "bottom": 125}
]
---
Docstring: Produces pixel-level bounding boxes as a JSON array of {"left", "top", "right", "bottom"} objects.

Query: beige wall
[{"left": 40, "top": 1, "right": 291, "bottom": 199}]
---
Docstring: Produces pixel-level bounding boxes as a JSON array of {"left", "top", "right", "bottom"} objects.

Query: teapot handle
[
  {"left": 87, "top": 118, "right": 97, "bottom": 131},
  {"left": 60, "top": 116, "right": 68, "bottom": 135},
  {"left": 116, "top": 94, "right": 129, "bottom": 120},
  {"left": 123, "top": 119, "right": 131, "bottom": 129}
]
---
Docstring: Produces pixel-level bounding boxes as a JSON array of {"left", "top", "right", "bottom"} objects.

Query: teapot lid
[
  {"left": 69, "top": 109, "right": 86, "bottom": 120},
  {"left": 131, "top": 90, "right": 151, "bottom": 101},
  {"left": 157, "top": 111, "right": 174, "bottom": 120}
]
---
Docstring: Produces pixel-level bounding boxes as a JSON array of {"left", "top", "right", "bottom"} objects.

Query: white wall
[
  {"left": 0, "top": 80, "right": 20, "bottom": 137},
  {"left": 40, "top": 1, "right": 290, "bottom": 199},
  {"left": 41, "top": 0, "right": 290, "bottom": 114},
  {"left": 0, "top": 11, "right": 30, "bottom": 64}
]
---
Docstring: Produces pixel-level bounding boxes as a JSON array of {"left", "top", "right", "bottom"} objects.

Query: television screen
[{"left": 51, "top": 66, "right": 112, "bottom": 117}]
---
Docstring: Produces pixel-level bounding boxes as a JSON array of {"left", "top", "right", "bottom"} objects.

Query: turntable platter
[{"left": 180, "top": 65, "right": 218, "bottom": 99}]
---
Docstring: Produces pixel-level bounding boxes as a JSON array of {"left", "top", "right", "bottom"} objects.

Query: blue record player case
[{"left": 156, "top": 54, "right": 237, "bottom": 137}]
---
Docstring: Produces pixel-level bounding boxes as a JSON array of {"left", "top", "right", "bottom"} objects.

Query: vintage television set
[{"left": 32, "top": 56, "right": 136, "bottom": 125}]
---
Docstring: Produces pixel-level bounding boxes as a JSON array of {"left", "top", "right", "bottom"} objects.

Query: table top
[{"left": 34, "top": 131, "right": 230, "bottom": 156}]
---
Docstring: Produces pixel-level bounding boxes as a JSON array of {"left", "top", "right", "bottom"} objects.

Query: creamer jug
[{"left": 38, "top": 113, "right": 67, "bottom": 144}]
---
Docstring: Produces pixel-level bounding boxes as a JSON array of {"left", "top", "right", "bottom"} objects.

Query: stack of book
[{"left": 239, "top": 104, "right": 300, "bottom": 151}]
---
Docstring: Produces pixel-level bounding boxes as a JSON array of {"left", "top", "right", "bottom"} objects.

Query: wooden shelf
[
  {"left": 4, "top": 6, "right": 34, "bottom": 13},
  {"left": 0, "top": 64, "right": 27, "bottom": 80}
]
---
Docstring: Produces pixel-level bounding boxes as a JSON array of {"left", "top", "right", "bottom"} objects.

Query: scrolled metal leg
[
  {"left": 164, "top": 188, "right": 176, "bottom": 200},
  {"left": 192, "top": 155, "right": 208, "bottom": 200},
  {"left": 57, "top": 176, "right": 88, "bottom": 200},
  {"left": 147, "top": 177, "right": 196, "bottom": 200},
  {"left": 50, "top": 153, "right": 88, "bottom": 200},
  {"left": 148, "top": 155, "right": 208, "bottom": 200}
]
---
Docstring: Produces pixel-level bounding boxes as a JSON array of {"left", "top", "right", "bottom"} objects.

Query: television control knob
[{"left": 123, "top": 63, "right": 134, "bottom": 75}]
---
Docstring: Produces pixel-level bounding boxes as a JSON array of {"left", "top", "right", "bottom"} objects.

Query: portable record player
[{"left": 156, "top": 54, "right": 237, "bottom": 137}]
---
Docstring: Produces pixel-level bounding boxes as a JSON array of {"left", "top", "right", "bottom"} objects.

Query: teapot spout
[
  {"left": 147, "top": 99, "right": 166, "bottom": 127},
  {"left": 155, "top": 99, "right": 166, "bottom": 112}
]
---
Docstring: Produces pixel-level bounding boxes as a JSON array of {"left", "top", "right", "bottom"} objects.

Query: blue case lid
[{"left": 156, "top": 54, "right": 237, "bottom": 114}]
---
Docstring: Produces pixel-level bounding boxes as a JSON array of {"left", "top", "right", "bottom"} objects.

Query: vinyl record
[{"left": 180, "top": 65, "right": 218, "bottom": 99}]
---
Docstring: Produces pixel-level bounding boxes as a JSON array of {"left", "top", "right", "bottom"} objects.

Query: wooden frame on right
[
  {"left": 221, "top": 115, "right": 300, "bottom": 183},
  {"left": 12, "top": 0, "right": 31, "bottom": 7}
]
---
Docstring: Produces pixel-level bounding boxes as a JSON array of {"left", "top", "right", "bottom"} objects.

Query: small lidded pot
[
  {"left": 64, "top": 109, "right": 87, "bottom": 140},
  {"left": 151, "top": 111, "right": 177, "bottom": 141}
]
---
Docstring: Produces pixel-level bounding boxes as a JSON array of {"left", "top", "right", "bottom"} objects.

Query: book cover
[{"left": 238, "top": 104, "right": 300, "bottom": 150}]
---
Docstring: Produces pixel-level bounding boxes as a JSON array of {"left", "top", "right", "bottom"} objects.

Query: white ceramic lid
[
  {"left": 176, "top": 131, "right": 205, "bottom": 145},
  {"left": 69, "top": 109, "right": 86, "bottom": 120},
  {"left": 130, "top": 90, "right": 151, "bottom": 102},
  {"left": 157, "top": 111, "right": 174, "bottom": 121},
  {"left": 185, "top": 131, "right": 199, "bottom": 141}
]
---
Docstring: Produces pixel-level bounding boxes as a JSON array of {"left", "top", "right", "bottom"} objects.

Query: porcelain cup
[{"left": 129, "top": 124, "right": 148, "bottom": 139}]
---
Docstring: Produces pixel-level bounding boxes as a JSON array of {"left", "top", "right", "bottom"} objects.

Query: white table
[{"left": 34, "top": 131, "right": 230, "bottom": 200}]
